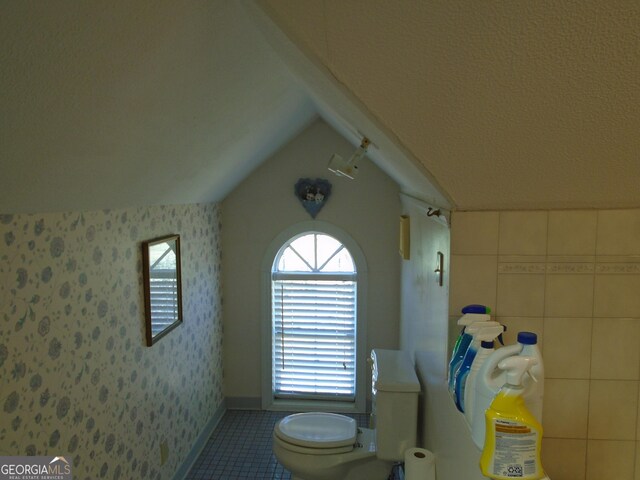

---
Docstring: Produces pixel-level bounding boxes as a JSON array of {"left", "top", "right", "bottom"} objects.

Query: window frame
[
  {"left": 261, "top": 221, "right": 367, "bottom": 413},
  {"left": 272, "top": 232, "right": 357, "bottom": 402}
]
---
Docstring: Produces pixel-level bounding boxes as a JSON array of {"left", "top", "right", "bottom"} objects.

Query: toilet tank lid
[{"left": 371, "top": 349, "right": 420, "bottom": 392}]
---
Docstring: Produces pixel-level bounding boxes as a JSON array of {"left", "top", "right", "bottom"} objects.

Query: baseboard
[
  {"left": 172, "top": 400, "right": 226, "bottom": 480},
  {"left": 225, "top": 396, "right": 262, "bottom": 410}
]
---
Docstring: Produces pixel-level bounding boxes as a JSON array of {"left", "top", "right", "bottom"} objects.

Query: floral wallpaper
[{"left": 0, "top": 204, "right": 224, "bottom": 480}]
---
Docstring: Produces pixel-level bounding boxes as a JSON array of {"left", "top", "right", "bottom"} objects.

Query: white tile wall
[{"left": 451, "top": 208, "right": 640, "bottom": 480}]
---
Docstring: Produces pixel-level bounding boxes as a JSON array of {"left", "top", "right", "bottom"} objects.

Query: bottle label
[{"left": 488, "top": 419, "right": 540, "bottom": 479}]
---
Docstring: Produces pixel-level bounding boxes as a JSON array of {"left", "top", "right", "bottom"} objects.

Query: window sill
[{"left": 266, "top": 398, "right": 365, "bottom": 414}]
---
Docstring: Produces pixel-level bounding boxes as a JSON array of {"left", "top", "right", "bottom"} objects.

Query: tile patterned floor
[{"left": 185, "top": 409, "right": 397, "bottom": 480}]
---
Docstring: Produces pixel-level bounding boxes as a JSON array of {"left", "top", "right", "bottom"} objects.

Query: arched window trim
[
  {"left": 273, "top": 232, "right": 357, "bottom": 280},
  {"left": 261, "top": 221, "right": 368, "bottom": 413}
]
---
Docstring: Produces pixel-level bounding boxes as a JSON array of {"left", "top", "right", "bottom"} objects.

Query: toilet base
[
  {"left": 274, "top": 429, "right": 393, "bottom": 480},
  {"left": 277, "top": 449, "right": 392, "bottom": 480},
  {"left": 287, "top": 457, "right": 392, "bottom": 480}
]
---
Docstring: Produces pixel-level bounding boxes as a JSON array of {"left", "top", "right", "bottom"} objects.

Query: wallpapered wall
[{"left": 0, "top": 204, "right": 223, "bottom": 480}]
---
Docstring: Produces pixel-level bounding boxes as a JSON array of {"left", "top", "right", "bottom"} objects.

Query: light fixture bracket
[{"left": 327, "top": 137, "right": 371, "bottom": 180}]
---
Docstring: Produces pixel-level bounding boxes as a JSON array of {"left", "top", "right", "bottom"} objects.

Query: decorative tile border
[
  {"left": 498, "top": 262, "right": 595, "bottom": 274},
  {"left": 546, "top": 263, "right": 595, "bottom": 274},
  {"left": 498, "top": 259, "right": 640, "bottom": 275},
  {"left": 498, "top": 263, "right": 547, "bottom": 274},
  {"left": 595, "top": 263, "right": 640, "bottom": 274}
]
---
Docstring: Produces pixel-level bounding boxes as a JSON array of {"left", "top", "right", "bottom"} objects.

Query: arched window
[{"left": 271, "top": 232, "right": 358, "bottom": 402}]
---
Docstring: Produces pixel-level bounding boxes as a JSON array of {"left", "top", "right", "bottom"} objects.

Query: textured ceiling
[
  {"left": 3, "top": 1, "right": 637, "bottom": 214},
  {"left": 257, "top": 0, "right": 640, "bottom": 210},
  {"left": 0, "top": 1, "right": 316, "bottom": 214}
]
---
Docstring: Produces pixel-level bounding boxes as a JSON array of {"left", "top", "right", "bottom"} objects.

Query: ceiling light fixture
[{"left": 327, "top": 137, "right": 371, "bottom": 180}]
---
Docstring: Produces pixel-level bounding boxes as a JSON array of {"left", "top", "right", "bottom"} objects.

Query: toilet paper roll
[{"left": 404, "top": 447, "right": 436, "bottom": 480}]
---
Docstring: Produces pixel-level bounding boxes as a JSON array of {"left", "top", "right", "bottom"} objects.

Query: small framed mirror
[{"left": 142, "top": 234, "right": 183, "bottom": 346}]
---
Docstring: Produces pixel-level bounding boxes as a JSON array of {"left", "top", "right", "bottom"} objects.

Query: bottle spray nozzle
[
  {"left": 457, "top": 312, "right": 491, "bottom": 328},
  {"left": 498, "top": 356, "right": 538, "bottom": 386},
  {"left": 465, "top": 321, "right": 500, "bottom": 335},
  {"left": 497, "top": 324, "right": 506, "bottom": 346},
  {"left": 465, "top": 322, "right": 506, "bottom": 344}
]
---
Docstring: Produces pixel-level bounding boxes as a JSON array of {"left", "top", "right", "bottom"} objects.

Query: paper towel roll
[{"left": 404, "top": 447, "right": 436, "bottom": 480}]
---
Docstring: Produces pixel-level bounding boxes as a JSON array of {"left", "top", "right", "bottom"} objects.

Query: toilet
[{"left": 272, "top": 349, "right": 420, "bottom": 480}]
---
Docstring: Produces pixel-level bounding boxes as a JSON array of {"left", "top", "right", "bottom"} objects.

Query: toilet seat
[{"left": 274, "top": 413, "right": 357, "bottom": 454}]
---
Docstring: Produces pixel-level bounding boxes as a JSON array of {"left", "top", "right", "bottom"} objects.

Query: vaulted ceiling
[
  {"left": 1, "top": 1, "right": 316, "bottom": 214},
  {"left": 257, "top": 0, "right": 640, "bottom": 211},
  {"left": 2, "top": 1, "right": 638, "bottom": 214}
]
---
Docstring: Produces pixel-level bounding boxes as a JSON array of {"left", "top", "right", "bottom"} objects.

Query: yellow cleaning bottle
[{"left": 480, "top": 356, "right": 545, "bottom": 480}]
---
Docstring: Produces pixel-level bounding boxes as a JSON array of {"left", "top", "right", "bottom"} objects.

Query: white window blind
[
  {"left": 147, "top": 243, "right": 179, "bottom": 336},
  {"left": 149, "top": 271, "right": 179, "bottom": 336},
  {"left": 271, "top": 233, "right": 357, "bottom": 402}
]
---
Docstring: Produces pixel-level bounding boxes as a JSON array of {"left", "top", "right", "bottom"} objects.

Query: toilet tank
[{"left": 370, "top": 349, "right": 420, "bottom": 461}]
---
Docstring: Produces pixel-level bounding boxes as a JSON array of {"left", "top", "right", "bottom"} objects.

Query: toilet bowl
[
  {"left": 272, "top": 412, "right": 392, "bottom": 480},
  {"left": 275, "top": 412, "right": 358, "bottom": 451},
  {"left": 272, "top": 349, "right": 421, "bottom": 480}
]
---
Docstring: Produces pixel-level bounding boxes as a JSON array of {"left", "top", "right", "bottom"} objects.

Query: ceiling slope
[
  {"left": 244, "top": 1, "right": 452, "bottom": 210},
  {"left": 257, "top": 0, "right": 640, "bottom": 211},
  {"left": 0, "top": 0, "right": 316, "bottom": 214}
]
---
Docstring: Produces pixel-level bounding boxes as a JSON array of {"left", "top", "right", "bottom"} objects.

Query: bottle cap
[
  {"left": 517, "top": 331, "right": 538, "bottom": 345},
  {"left": 462, "top": 304, "right": 491, "bottom": 314}
]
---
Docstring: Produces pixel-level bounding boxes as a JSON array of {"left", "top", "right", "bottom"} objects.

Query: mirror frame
[{"left": 142, "top": 234, "right": 183, "bottom": 346}]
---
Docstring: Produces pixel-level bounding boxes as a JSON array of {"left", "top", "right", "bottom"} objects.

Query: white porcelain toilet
[{"left": 272, "top": 349, "right": 420, "bottom": 480}]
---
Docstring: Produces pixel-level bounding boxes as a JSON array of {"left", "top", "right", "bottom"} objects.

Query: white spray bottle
[
  {"left": 518, "top": 332, "right": 544, "bottom": 424},
  {"left": 463, "top": 323, "right": 505, "bottom": 425}
]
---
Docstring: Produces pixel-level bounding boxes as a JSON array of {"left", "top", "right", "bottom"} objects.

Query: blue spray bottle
[
  {"left": 448, "top": 305, "right": 491, "bottom": 398},
  {"left": 453, "top": 321, "right": 503, "bottom": 412}
]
